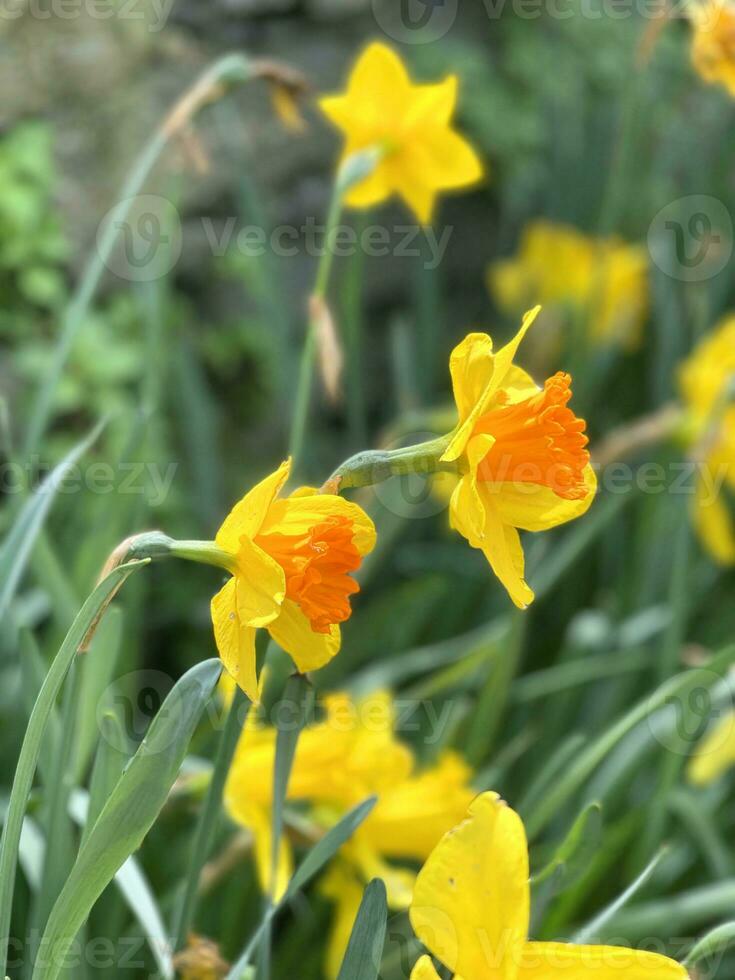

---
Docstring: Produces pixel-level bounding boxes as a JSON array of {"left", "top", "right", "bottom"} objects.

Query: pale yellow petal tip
[{"left": 410, "top": 955, "right": 441, "bottom": 980}]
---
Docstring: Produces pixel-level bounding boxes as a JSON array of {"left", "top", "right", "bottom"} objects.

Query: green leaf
[
  {"left": 226, "top": 797, "right": 377, "bottom": 980},
  {"left": 531, "top": 802, "right": 602, "bottom": 888},
  {"left": 0, "top": 419, "right": 105, "bottom": 624},
  {"left": 573, "top": 847, "right": 668, "bottom": 944},
  {"left": 684, "top": 921, "right": 735, "bottom": 967},
  {"left": 0, "top": 560, "right": 144, "bottom": 978},
  {"left": 524, "top": 645, "right": 735, "bottom": 839},
  {"left": 31, "top": 658, "right": 222, "bottom": 980},
  {"left": 336, "top": 879, "right": 388, "bottom": 980}
]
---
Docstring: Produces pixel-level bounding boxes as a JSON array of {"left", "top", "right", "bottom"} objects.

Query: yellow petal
[
  {"left": 443, "top": 308, "right": 541, "bottom": 463},
  {"left": 267, "top": 598, "right": 341, "bottom": 673},
  {"left": 405, "top": 75, "right": 458, "bottom": 127},
  {"left": 410, "top": 792, "right": 530, "bottom": 978},
  {"left": 688, "top": 709, "right": 735, "bottom": 786},
  {"left": 692, "top": 473, "right": 735, "bottom": 565},
  {"left": 261, "top": 491, "right": 377, "bottom": 557},
  {"left": 342, "top": 163, "right": 393, "bottom": 210},
  {"left": 447, "top": 332, "right": 495, "bottom": 424},
  {"left": 492, "top": 463, "right": 597, "bottom": 532},
  {"left": 363, "top": 752, "right": 474, "bottom": 861},
  {"left": 238, "top": 801, "right": 293, "bottom": 903},
  {"left": 406, "top": 126, "right": 484, "bottom": 190},
  {"left": 320, "top": 863, "right": 366, "bottom": 980},
  {"left": 210, "top": 578, "right": 259, "bottom": 703},
  {"left": 450, "top": 479, "right": 534, "bottom": 608},
  {"left": 396, "top": 176, "right": 437, "bottom": 226},
  {"left": 518, "top": 942, "right": 687, "bottom": 978},
  {"left": 448, "top": 436, "right": 495, "bottom": 542},
  {"left": 410, "top": 956, "right": 442, "bottom": 980},
  {"left": 348, "top": 836, "right": 416, "bottom": 909},
  {"left": 235, "top": 536, "right": 286, "bottom": 627},
  {"left": 215, "top": 459, "right": 291, "bottom": 553}
]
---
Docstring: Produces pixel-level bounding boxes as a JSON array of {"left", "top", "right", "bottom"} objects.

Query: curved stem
[{"left": 322, "top": 433, "right": 456, "bottom": 492}]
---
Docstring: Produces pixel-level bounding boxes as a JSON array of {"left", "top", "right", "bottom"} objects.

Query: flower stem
[
  {"left": 173, "top": 686, "right": 250, "bottom": 952},
  {"left": 288, "top": 147, "right": 384, "bottom": 470},
  {"left": 322, "top": 433, "right": 456, "bottom": 493}
]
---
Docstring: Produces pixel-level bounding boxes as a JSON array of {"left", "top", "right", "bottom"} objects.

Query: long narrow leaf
[
  {"left": 336, "top": 879, "right": 388, "bottom": 980},
  {"left": 32, "top": 658, "right": 222, "bottom": 980},
  {"left": 0, "top": 560, "right": 144, "bottom": 977}
]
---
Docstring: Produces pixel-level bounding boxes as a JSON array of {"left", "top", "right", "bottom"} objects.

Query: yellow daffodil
[
  {"left": 690, "top": 1, "right": 735, "bottom": 97},
  {"left": 678, "top": 316, "right": 735, "bottom": 564},
  {"left": 441, "top": 309, "right": 596, "bottom": 608},
  {"left": 688, "top": 707, "right": 735, "bottom": 784},
  {"left": 409, "top": 792, "right": 689, "bottom": 979},
  {"left": 210, "top": 459, "right": 375, "bottom": 702},
  {"left": 319, "top": 42, "right": 483, "bottom": 224},
  {"left": 224, "top": 691, "right": 474, "bottom": 977},
  {"left": 489, "top": 221, "right": 649, "bottom": 349}
]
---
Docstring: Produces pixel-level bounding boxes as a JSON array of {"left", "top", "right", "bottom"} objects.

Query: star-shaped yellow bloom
[
  {"left": 319, "top": 42, "right": 483, "bottom": 224},
  {"left": 441, "top": 309, "right": 596, "bottom": 608},
  {"left": 409, "top": 792, "right": 689, "bottom": 979},
  {"left": 690, "top": 1, "right": 735, "bottom": 97},
  {"left": 678, "top": 316, "right": 735, "bottom": 565},
  {"left": 210, "top": 459, "right": 375, "bottom": 702}
]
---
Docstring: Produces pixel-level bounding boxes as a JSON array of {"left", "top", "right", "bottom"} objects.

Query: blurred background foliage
[{"left": 1, "top": 0, "right": 735, "bottom": 977}]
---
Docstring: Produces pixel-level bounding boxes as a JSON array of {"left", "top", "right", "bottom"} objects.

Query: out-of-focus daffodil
[
  {"left": 409, "top": 792, "right": 689, "bottom": 980},
  {"left": 224, "top": 691, "right": 474, "bottom": 977},
  {"left": 440, "top": 309, "right": 596, "bottom": 608},
  {"left": 688, "top": 707, "right": 735, "bottom": 785},
  {"left": 489, "top": 221, "right": 649, "bottom": 349},
  {"left": 172, "top": 934, "right": 229, "bottom": 980},
  {"left": 690, "top": 1, "right": 735, "bottom": 97},
  {"left": 678, "top": 316, "right": 735, "bottom": 564},
  {"left": 319, "top": 42, "right": 483, "bottom": 224},
  {"left": 210, "top": 459, "right": 375, "bottom": 702}
]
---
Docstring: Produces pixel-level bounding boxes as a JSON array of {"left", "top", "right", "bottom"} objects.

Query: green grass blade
[
  {"left": 531, "top": 802, "right": 602, "bottom": 887},
  {"left": 0, "top": 560, "right": 144, "bottom": 977},
  {"left": 32, "top": 658, "right": 222, "bottom": 980},
  {"left": 226, "top": 797, "right": 377, "bottom": 979},
  {"left": 68, "top": 790, "right": 173, "bottom": 979},
  {"left": 0, "top": 419, "right": 105, "bottom": 624},
  {"left": 172, "top": 686, "right": 250, "bottom": 952},
  {"left": 524, "top": 645, "right": 735, "bottom": 839},
  {"left": 573, "top": 847, "right": 668, "bottom": 944},
  {"left": 336, "top": 879, "right": 388, "bottom": 980},
  {"left": 684, "top": 921, "right": 735, "bottom": 968}
]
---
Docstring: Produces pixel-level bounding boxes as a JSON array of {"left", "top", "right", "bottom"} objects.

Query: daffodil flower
[
  {"left": 319, "top": 42, "right": 483, "bottom": 224},
  {"left": 223, "top": 691, "right": 474, "bottom": 976},
  {"left": 489, "top": 221, "right": 649, "bottom": 349},
  {"left": 409, "top": 792, "right": 689, "bottom": 979},
  {"left": 688, "top": 707, "right": 735, "bottom": 785},
  {"left": 678, "top": 316, "right": 735, "bottom": 564},
  {"left": 210, "top": 459, "right": 375, "bottom": 702},
  {"left": 690, "top": 1, "right": 735, "bottom": 97},
  {"left": 441, "top": 308, "right": 596, "bottom": 608}
]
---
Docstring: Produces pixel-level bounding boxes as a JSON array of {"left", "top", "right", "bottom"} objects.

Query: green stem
[
  {"left": 288, "top": 148, "right": 385, "bottom": 470},
  {"left": 23, "top": 54, "right": 259, "bottom": 459},
  {"left": 325, "top": 434, "right": 455, "bottom": 491},
  {"left": 106, "top": 531, "right": 235, "bottom": 575},
  {"left": 173, "top": 686, "right": 250, "bottom": 951}
]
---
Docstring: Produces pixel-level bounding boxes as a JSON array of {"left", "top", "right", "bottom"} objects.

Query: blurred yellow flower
[
  {"left": 409, "top": 792, "right": 688, "bottom": 980},
  {"left": 489, "top": 221, "right": 649, "bottom": 349},
  {"left": 688, "top": 708, "right": 735, "bottom": 785},
  {"left": 173, "top": 934, "right": 229, "bottom": 980},
  {"left": 224, "top": 691, "right": 474, "bottom": 977},
  {"left": 211, "top": 459, "right": 375, "bottom": 702},
  {"left": 441, "top": 309, "right": 596, "bottom": 608},
  {"left": 678, "top": 316, "right": 735, "bottom": 564},
  {"left": 319, "top": 42, "right": 483, "bottom": 224},
  {"left": 690, "top": 1, "right": 735, "bottom": 97}
]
